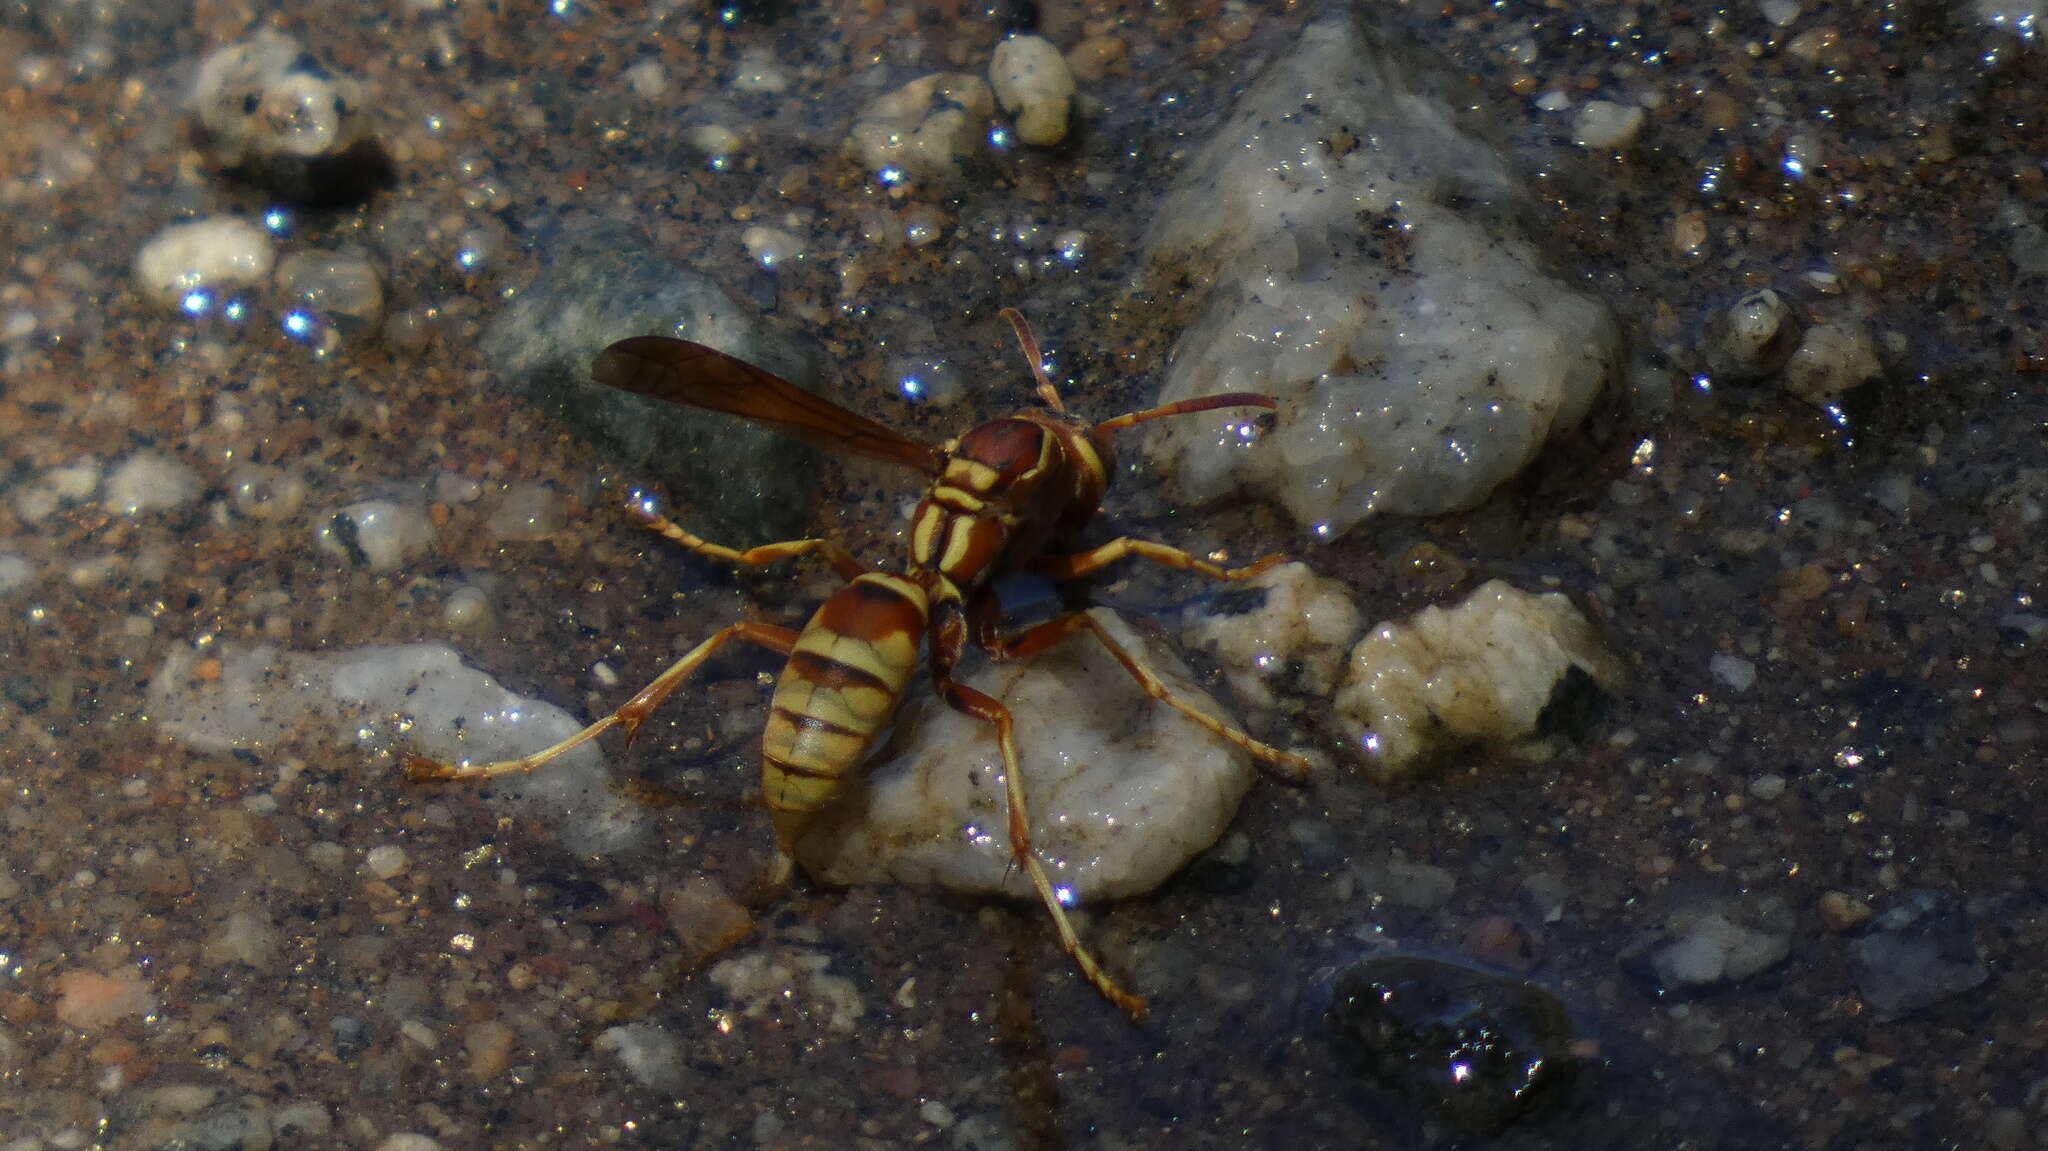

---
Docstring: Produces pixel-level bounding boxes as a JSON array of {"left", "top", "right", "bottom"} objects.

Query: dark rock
[
  {"left": 1326, "top": 955, "right": 1579, "bottom": 1135},
  {"left": 1850, "top": 889, "right": 1988, "bottom": 1015},
  {"left": 479, "top": 217, "right": 829, "bottom": 545}
]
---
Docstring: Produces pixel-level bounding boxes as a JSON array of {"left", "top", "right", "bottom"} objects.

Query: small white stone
[
  {"left": 485, "top": 483, "right": 565, "bottom": 542},
  {"left": 683, "top": 124, "right": 745, "bottom": 157},
  {"left": 315, "top": 501, "right": 433, "bottom": 571},
  {"left": 594, "top": 1023, "right": 684, "bottom": 1091},
  {"left": 103, "top": 451, "right": 201, "bottom": 515},
  {"left": 708, "top": 949, "right": 864, "bottom": 1032},
  {"left": 1573, "top": 100, "right": 1645, "bottom": 150},
  {"left": 225, "top": 464, "right": 309, "bottom": 520},
  {"left": 1782, "top": 322, "right": 1883, "bottom": 402},
  {"left": 44, "top": 459, "right": 100, "bottom": 501},
  {"left": 1709, "top": 654, "right": 1757, "bottom": 693},
  {"left": 846, "top": 73, "right": 995, "bottom": 178},
  {"left": 0, "top": 554, "right": 31, "bottom": 596},
  {"left": 990, "top": 35, "right": 1076, "bottom": 146},
  {"left": 625, "top": 59, "right": 668, "bottom": 99},
  {"left": 1332, "top": 580, "right": 1622, "bottom": 780},
  {"left": 729, "top": 48, "right": 789, "bottom": 94},
  {"left": 134, "top": 217, "right": 276, "bottom": 308},
  {"left": 193, "top": 30, "right": 370, "bottom": 165},
  {"left": 918, "top": 1100, "right": 957, "bottom": 1128},
  {"left": 740, "top": 226, "right": 804, "bottom": 270},
  {"left": 432, "top": 471, "right": 485, "bottom": 505},
  {"left": 364, "top": 845, "right": 410, "bottom": 879},
  {"left": 374, "top": 1134, "right": 444, "bottom": 1151},
  {"left": 443, "top": 585, "right": 490, "bottom": 629},
  {"left": 1183, "top": 561, "right": 1362, "bottom": 712},
  {"left": 1748, "top": 774, "right": 1787, "bottom": 800}
]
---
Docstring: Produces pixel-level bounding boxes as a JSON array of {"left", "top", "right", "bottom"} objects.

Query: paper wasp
[{"left": 410, "top": 311, "right": 1310, "bottom": 1019}]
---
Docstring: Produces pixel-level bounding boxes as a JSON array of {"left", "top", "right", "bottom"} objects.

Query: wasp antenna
[
  {"left": 1093, "top": 391, "right": 1277, "bottom": 435},
  {"left": 1000, "top": 307, "right": 1064, "bottom": 412}
]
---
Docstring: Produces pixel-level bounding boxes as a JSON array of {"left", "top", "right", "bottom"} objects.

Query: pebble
[
  {"left": 147, "top": 641, "right": 646, "bottom": 854},
  {"left": 1706, "top": 288, "right": 1805, "bottom": 380},
  {"left": 53, "top": 967, "right": 155, "bottom": 1030},
  {"left": 793, "top": 608, "right": 1262, "bottom": 903},
  {"left": 708, "top": 948, "right": 864, "bottom": 1033},
  {"left": 1619, "top": 897, "right": 1793, "bottom": 992},
  {"left": 134, "top": 218, "right": 276, "bottom": 310},
  {"left": 739, "top": 225, "right": 804, "bottom": 270},
  {"left": 1709, "top": 653, "right": 1757, "bottom": 692},
  {"left": 1354, "top": 857, "right": 1457, "bottom": 909},
  {"left": 477, "top": 217, "right": 826, "bottom": 544},
  {"left": 593, "top": 1023, "right": 684, "bottom": 1091},
  {"left": 191, "top": 30, "right": 385, "bottom": 205},
  {"left": 682, "top": 123, "right": 745, "bottom": 157},
  {"left": 1782, "top": 321, "right": 1884, "bottom": 402},
  {"left": 1850, "top": 889, "right": 1988, "bottom": 1015},
  {"left": 363, "top": 845, "right": 409, "bottom": 879},
  {"left": 0, "top": 553, "right": 31, "bottom": 596},
  {"left": 484, "top": 483, "right": 566, "bottom": 542},
  {"left": 990, "top": 35, "right": 1076, "bottom": 146},
  {"left": 1572, "top": 99, "right": 1645, "bottom": 149},
  {"left": 464, "top": 1020, "right": 517, "bottom": 1078},
  {"left": 1325, "top": 956, "right": 1578, "bottom": 1135},
  {"left": 274, "top": 248, "right": 385, "bottom": 333},
  {"left": 225, "top": 464, "right": 309, "bottom": 521},
  {"left": 103, "top": 452, "right": 201, "bottom": 516},
  {"left": 1141, "top": 17, "right": 1620, "bottom": 536},
  {"left": 1181, "top": 561, "right": 1362, "bottom": 713},
  {"left": 845, "top": 73, "right": 995, "bottom": 179},
  {"left": 661, "top": 876, "right": 754, "bottom": 967},
  {"left": 1332, "top": 580, "right": 1622, "bottom": 779},
  {"left": 443, "top": 585, "right": 491, "bottom": 628},
  {"left": 314, "top": 501, "right": 434, "bottom": 571},
  {"left": 45, "top": 459, "right": 99, "bottom": 501},
  {"left": 1818, "top": 890, "right": 1873, "bottom": 932},
  {"left": 729, "top": 48, "right": 790, "bottom": 94},
  {"left": 374, "top": 1135, "right": 445, "bottom": 1151},
  {"left": 201, "top": 911, "right": 280, "bottom": 971}
]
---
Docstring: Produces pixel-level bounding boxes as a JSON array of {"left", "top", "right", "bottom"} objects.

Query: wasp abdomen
[{"left": 762, "top": 572, "right": 929, "bottom": 850}]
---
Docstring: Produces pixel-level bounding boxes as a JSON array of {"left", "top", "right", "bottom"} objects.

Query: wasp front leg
[
  {"left": 982, "top": 610, "right": 1313, "bottom": 784},
  {"left": 407, "top": 620, "right": 799, "bottom": 782},
  {"left": 631, "top": 499, "right": 871, "bottom": 582},
  {"left": 1034, "top": 538, "right": 1284, "bottom": 585}
]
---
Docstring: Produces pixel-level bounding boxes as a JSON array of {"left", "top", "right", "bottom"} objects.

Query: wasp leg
[
  {"left": 635, "top": 509, "right": 871, "bottom": 582},
  {"left": 407, "top": 621, "right": 800, "bottom": 783},
  {"left": 986, "top": 612, "right": 1312, "bottom": 784},
  {"left": 932, "top": 673, "right": 1150, "bottom": 1022},
  {"left": 1034, "top": 538, "right": 1284, "bottom": 584}
]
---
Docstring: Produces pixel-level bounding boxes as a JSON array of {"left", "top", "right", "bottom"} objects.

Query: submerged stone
[
  {"left": 1326, "top": 956, "right": 1579, "bottom": 1135},
  {"left": 794, "top": 608, "right": 1259, "bottom": 903},
  {"left": 479, "top": 217, "right": 827, "bottom": 545},
  {"left": 1141, "top": 15, "right": 1620, "bottom": 538}
]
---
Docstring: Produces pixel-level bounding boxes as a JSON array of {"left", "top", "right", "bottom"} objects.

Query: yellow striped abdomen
[{"left": 762, "top": 572, "right": 928, "bottom": 851}]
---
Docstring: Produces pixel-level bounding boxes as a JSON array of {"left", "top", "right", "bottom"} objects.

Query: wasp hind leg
[
  {"left": 406, "top": 620, "right": 800, "bottom": 783},
  {"left": 932, "top": 673, "right": 1150, "bottom": 1022},
  {"left": 985, "top": 611, "right": 1313, "bottom": 784}
]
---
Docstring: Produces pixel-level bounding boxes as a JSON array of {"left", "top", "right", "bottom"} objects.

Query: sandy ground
[{"left": 2, "top": 1, "right": 2046, "bottom": 1148}]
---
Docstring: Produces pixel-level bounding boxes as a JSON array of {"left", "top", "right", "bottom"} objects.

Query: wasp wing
[{"left": 594, "top": 336, "right": 944, "bottom": 475}]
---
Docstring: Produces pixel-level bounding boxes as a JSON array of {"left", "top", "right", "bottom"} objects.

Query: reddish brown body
[{"left": 412, "top": 311, "right": 1306, "bottom": 1020}]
